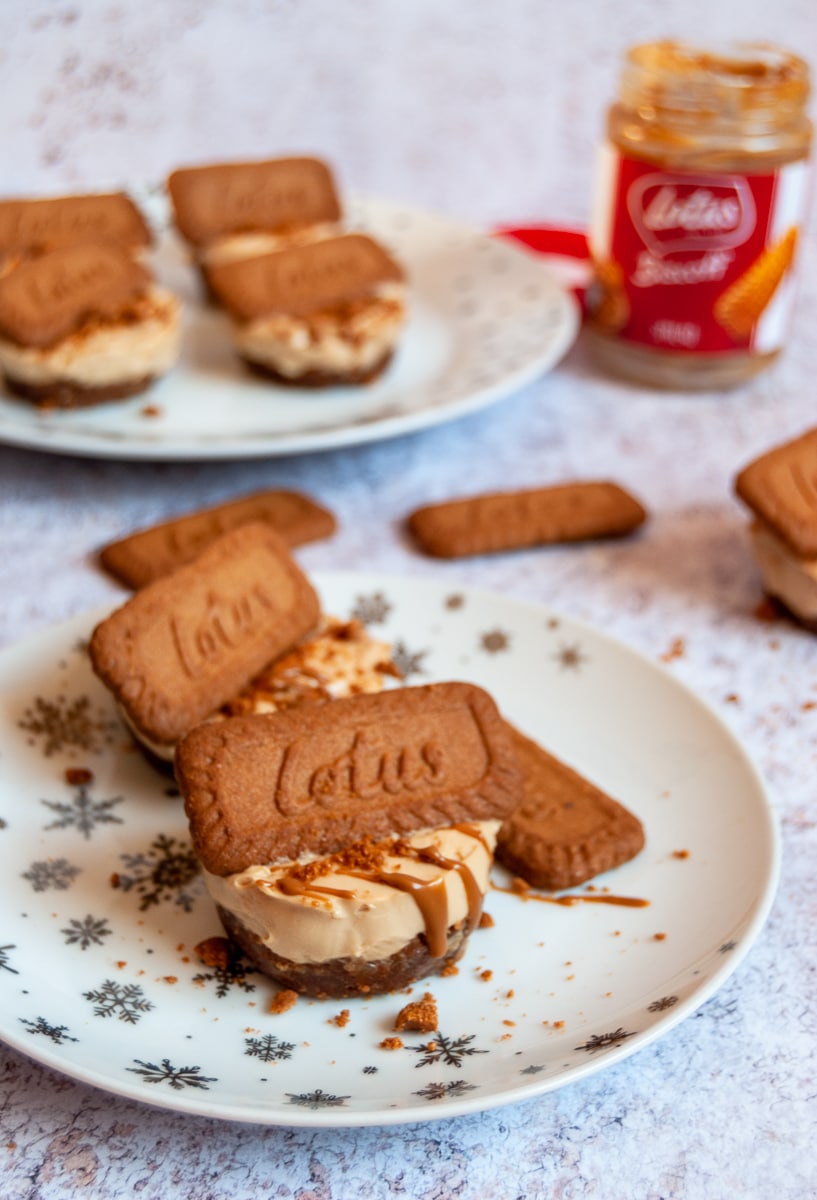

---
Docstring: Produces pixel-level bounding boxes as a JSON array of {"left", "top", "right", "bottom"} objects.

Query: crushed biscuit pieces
[
  {"left": 330, "top": 1009, "right": 350, "bottom": 1028},
  {"left": 194, "top": 937, "right": 231, "bottom": 970},
  {"left": 64, "top": 766, "right": 93, "bottom": 785},
  {"left": 379, "top": 1037, "right": 403, "bottom": 1050},
  {"left": 394, "top": 992, "right": 438, "bottom": 1033},
  {"left": 269, "top": 989, "right": 298, "bottom": 1015},
  {"left": 478, "top": 911, "right": 495, "bottom": 928}
]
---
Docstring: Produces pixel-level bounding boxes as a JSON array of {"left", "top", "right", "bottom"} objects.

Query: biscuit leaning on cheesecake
[{"left": 88, "top": 519, "right": 645, "bottom": 998}]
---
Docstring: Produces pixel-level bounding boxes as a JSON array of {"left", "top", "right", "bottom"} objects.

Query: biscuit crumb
[
  {"left": 140, "top": 404, "right": 163, "bottom": 418},
  {"left": 269, "top": 989, "right": 298, "bottom": 1015},
  {"left": 64, "top": 767, "right": 93, "bottom": 785},
  {"left": 660, "top": 637, "right": 685, "bottom": 663},
  {"left": 479, "top": 969, "right": 493, "bottom": 982},
  {"left": 330, "top": 1009, "right": 350, "bottom": 1028},
  {"left": 552, "top": 1020, "right": 565, "bottom": 1029},
  {"left": 654, "top": 932, "right": 667, "bottom": 941},
  {"left": 194, "top": 937, "right": 231, "bottom": 970},
  {"left": 380, "top": 1037, "right": 403, "bottom": 1050},
  {"left": 478, "top": 911, "right": 495, "bottom": 928},
  {"left": 672, "top": 849, "right": 690, "bottom": 860},
  {"left": 163, "top": 976, "right": 178, "bottom": 985},
  {"left": 440, "top": 961, "right": 459, "bottom": 976},
  {"left": 725, "top": 693, "right": 739, "bottom": 704},
  {"left": 394, "top": 992, "right": 438, "bottom": 1033}
]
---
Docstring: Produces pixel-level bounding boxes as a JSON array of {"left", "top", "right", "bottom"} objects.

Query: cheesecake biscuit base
[
  {"left": 99, "top": 489, "right": 337, "bottom": 589},
  {"left": 177, "top": 681, "right": 521, "bottom": 875},
  {"left": 735, "top": 425, "right": 817, "bottom": 558},
  {"left": 408, "top": 481, "right": 647, "bottom": 558},
  {"left": 89, "top": 522, "right": 320, "bottom": 747},
  {"left": 496, "top": 724, "right": 644, "bottom": 890}
]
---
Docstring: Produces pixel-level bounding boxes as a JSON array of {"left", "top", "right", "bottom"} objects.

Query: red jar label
[{"left": 590, "top": 146, "right": 809, "bottom": 354}]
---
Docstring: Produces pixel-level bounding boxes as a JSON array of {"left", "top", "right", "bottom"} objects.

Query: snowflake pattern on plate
[
  {"left": 19, "top": 1016, "right": 78, "bottom": 1044},
  {"left": 350, "top": 592, "right": 392, "bottom": 625},
  {"left": 114, "top": 834, "right": 201, "bottom": 912},
  {"left": 390, "top": 641, "right": 428, "bottom": 679},
  {"left": 127, "top": 1059, "right": 217, "bottom": 1090},
  {"left": 408, "top": 1032, "right": 488, "bottom": 1069},
  {"left": 84, "top": 980, "right": 154, "bottom": 1024},
  {"left": 41, "top": 782, "right": 125, "bottom": 840},
  {"left": 0, "top": 945, "right": 18, "bottom": 974},
  {"left": 285, "top": 1089, "right": 351, "bottom": 1110},
  {"left": 22, "top": 858, "right": 82, "bottom": 893},
  {"left": 18, "top": 694, "right": 117, "bottom": 757},
  {"left": 61, "top": 915, "right": 113, "bottom": 951},
  {"left": 245, "top": 1034, "right": 296, "bottom": 1063}
]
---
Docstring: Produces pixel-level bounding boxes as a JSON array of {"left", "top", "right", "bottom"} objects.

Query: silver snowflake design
[
  {"left": 362, "top": 1065, "right": 378, "bottom": 1075},
  {"left": 648, "top": 995, "right": 679, "bottom": 1013},
  {"left": 41, "top": 783, "right": 124, "bottom": 840},
  {"left": 554, "top": 642, "right": 587, "bottom": 672},
  {"left": 61, "top": 914, "right": 113, "bottom": 951},
  {"left": 22, "top": 857, "right": 81, "bottom": 893},
  {"left": 520, "top": 1063, "right": 546, "bottom": 1075},
  {"left": 390, "top": 641, "right": 428, "bottom": 679},
  {"left": 0, "top": 945, "right": 18, "bottom": 974},
  {"left": 285, "top": 1088, "right": 350, "bottom": 1110},
  {"left": 115, "top": 833, "right": 201, "bottom": 912},
  {"left": 244, "top": 1033, "right": 296, "bottom": 1063},
  {"left": 350, "top": 591, "right": 392, "bottom": 625},
  {"left": 719, "top": 940, "right": 738, "bottom": 954},
  {"left": 127, "top": 1058, "right": 217, "bottom": 1091},
  {"left": 575, "top": 1028, "right": 635, "bottom": 1053},
  {"left": 18, "top": 693, "right": 117, "bottom": 757},
  {"left": 19, "top": 1016, "right": 78, "bottom": 1044},
  {"left": 409, "top": 1031, "right": 488, "bottom": 1069},
  {"left": 84, "top": 979, "right": 154, "bottom": 1024},
  {"left": 414, "top": 1079, "right": 477, "bottom": 1101}
]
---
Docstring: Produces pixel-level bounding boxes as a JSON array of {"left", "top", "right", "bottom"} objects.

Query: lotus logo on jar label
[{"left": 590, "top": 145, "right": 808, "bottom": 355}]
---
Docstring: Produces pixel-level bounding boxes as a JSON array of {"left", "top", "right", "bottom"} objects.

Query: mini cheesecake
[
  {"left": 176, "top": 682, "right": 522, "bottom": 998},
  {"left": 206, "top": 233, "right": 407, "bottom": 387},
  {"left": 0, "top": 243, "right": 179, "bottom": 409}
]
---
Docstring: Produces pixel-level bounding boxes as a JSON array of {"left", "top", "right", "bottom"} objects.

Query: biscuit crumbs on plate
[
  {"left": 329, "top": 1009, "right": 350, "bottom": 1028},
  {"left": 269, "top": 989, "right": 298, "bottom": 1015},
  {"left": 393, "top": 992, "right": 438, "bottom": 1033},
  {"left": 379, "top": 1037, "right": 403, "bottom": 1050},
  {"left": 194, "top": 936, "right": 231, "bottom": 970}
]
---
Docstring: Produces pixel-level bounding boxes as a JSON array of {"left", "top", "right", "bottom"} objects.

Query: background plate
[
  {"left": 0, "top": 195, "right": 579, "bottom": 461},
  {"left": 0, "top": 573, "right": 778, "bottom": 1126}
]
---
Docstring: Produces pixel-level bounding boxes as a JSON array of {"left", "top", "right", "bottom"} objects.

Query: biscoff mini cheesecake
[
  {"left": 176, "top": 682, "right": 521, "bottom": 998},
  {"left": 735, "top": 426, "right": 817, "bottom": 630},
  {"left": 0, "top": 242, "right": 179, "bottom": 409},
  {"left": 206, "top": 232, "right": 407, "bottom": 387}
]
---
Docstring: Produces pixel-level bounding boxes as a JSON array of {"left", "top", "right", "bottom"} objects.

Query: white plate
[
  {"left": 0, "top": 195, "right": 579, "bottom": 461},
  {"left": 0, "top": 573, "right": 778, "bottom": 1127}
]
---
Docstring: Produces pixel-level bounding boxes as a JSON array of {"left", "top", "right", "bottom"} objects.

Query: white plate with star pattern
[
  {"left": 0, "top": 193, "right": 579, "bottom": 461},
  {"left": 0, "top": 572, "right": 778, "bottom": 1127}
]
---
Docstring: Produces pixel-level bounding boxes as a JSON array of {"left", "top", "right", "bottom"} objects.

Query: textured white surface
[{"left": 1, "top": 1, "right": 816, "bottom": 1197}]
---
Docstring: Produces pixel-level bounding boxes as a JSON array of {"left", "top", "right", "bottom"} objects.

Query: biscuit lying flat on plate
[
  {"left": 496, "top": 724, "right": 644, "bottom": 890},
  {"left": 89, "top": 522, "right": 320, "bottom": 756},
  {"left": 206, "top": 233, "right": 407, "bottom": 387},
  {"left": 0, "top": 243, "right": 180, "bottom": 409},
  {"left": 407, "top": 482, "right": 647, "bottom": 558},
  {"left": 734, "top": 426, "right": 817, "bottom": 630},
  {"left": 176, "top": 682, "right": 521, "bottom": 997},
  {"left": 99, "top": 489, "right": 337, "bottom": 589}
]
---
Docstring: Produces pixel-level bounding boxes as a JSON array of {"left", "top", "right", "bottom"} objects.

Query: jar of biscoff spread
[{"left": 586, "top": 41, "right": 812, "bottom": 389}]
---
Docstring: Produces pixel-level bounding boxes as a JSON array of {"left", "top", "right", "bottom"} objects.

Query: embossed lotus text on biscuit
[
  {"left": 170, "top": 584, "right": 278, "bottom": 679},
  {"left": 272, "top": 706, "right": 490, "bottom": 817}
]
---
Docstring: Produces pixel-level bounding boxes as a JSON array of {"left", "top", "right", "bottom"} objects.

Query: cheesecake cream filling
[
  {"left": 198, "top": 223, "right": 339, "bottom": 267},
  {"left": 0, "top": 286, "right": 181, "bottom": 389},
  {"left": 750, "top": 519, "right": 817, "bottom": 621},
  {"left": 232, "top": 283, "right": 406, "bottom": 377},
  {"left": 204, "top": 821, "right": 499, "bottom": 965}
]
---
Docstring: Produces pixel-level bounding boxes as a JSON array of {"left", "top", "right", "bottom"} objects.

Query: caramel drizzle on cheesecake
[{"left": 270, "top": 828, "right": 487, "bottom": 958}]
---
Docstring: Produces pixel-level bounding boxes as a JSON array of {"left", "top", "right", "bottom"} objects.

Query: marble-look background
[{"left": 1, "top": 1, "right": 816, "bottom": 1197}]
